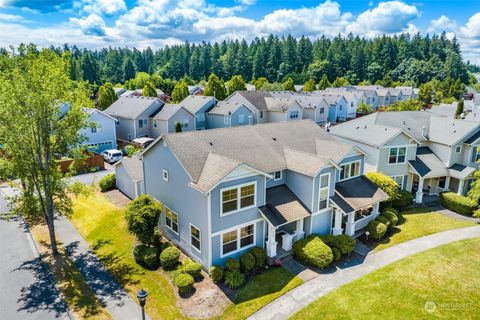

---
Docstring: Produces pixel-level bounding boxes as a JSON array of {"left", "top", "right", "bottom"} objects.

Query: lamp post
[{"left": 137, "top": 289, "right": 148, "bottom": 320}]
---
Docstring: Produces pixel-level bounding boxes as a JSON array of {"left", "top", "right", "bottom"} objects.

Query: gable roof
[
  {"left": 235, "top": 91, "right": 271, "bottom": 111},
  {"left": 115, "top": 156, "right": 144, "bottom": 182},
  {"left": 153, "top": 103, "right": 193, "bottom": 121},
  {"left": 147, "top": 120, "right": 352, "bottom": 193},
  {"left": 179, "top": 95, "right": 215, "bottom": 114},
  {"left": 104, "top": 96, "right": 163, "bottom": 119},
  {"left": 264, "top": 97, "right": 301, "bottom": 112},
  {"left": 208, "top": 101, "right": 253, "bottom": 116},
  {"left": 84, "top": 107, "right": 117, "bottom": 122}
]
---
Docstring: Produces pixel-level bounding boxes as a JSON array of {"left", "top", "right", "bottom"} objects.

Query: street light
[{"left": 137, "top": 289, "right": 148, "bottom": 320}]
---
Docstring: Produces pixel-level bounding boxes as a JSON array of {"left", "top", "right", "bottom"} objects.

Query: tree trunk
[{"left": 44, "top": 191, "right": 58, "bottom": 255}]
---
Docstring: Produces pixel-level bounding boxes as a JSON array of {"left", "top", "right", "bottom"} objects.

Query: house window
[
  {"left": 289, "top": 110, "right": 299, "bottom": 119},
  {"left": 320, "top": 107, "right": 325, "bottom": 114},
  {"left": 221, "top": 183, "right": 256, "bottom": 215},
  {"left": 388, "top": 147, "right": 406, "bottom": 164},
  {"left": 115, "top": 120, "right": 120, "bottom": 126},
  {"left": 190, "top": 224, "right": 201, "bottom": 251},
  {"left": 473, "top": 147, "right": 480, "bottom": 163},
  {"left": 182, "top": 119, "right": 189, "bottom": 128},
  {"left": 153, "top": 119, "right": 158, "bottom": 128},
  {"left": 340, "top": 161, "right": 361, "bottom": 181},
  {"left": 260, "top": 111, "right": 264, "bottom": 119},
  {"left": 91, "top": 126, "right": 97, "bottom": 133},
  {"left": 162, "top": 169, "right": 169, "bottom": 182},
  {"left": 455, "top": 146, "right": 462, "bottom": 154},
  {"left": 221, "top": 223, "right": 255, "bottom": 256},
  {"left": 165, "top": 208, "right": 178, "bottom": 234},
  {"left": 339, "top": 105, "right": 343, "bottom": 111},
  {"left": 224, "top": 115, "right": 229, "bottom": 125},
  {"left": 438, "top": 177, "right": 446, "bottom": 189},
  {"left": 138, "top": 119, "right": 147, "bottom": 128},
  {"left": 318, "top": 173, "right": 330, "bottom": 210},
  {"left": 391, "top": 175, "right": 405, "bottom": 189},
  {"left": 238, "top": 114, "right": 245, "bottom": 124},
  {"left": 274, "top": 171, "right": 282, "bottom": 181}
]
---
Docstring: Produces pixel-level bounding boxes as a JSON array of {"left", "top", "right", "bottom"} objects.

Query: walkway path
[
  {"left": 55, "top": 216, "right": 151, "bottom": 320},
  {"left": 432, "top": 205, "right": 480, "bottom": 223},
  {"left": 249, "top": 225, "right": 480, "bottom": 320}
]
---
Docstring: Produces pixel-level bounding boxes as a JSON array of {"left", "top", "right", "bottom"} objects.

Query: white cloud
[
  {"left": 236, "top": 0, "right": 256, "bottom": 5},
  {"left": 0, "top": 13, "right": 23, "bottom": 21},
  {"left": 70, "top": 13, "right": 107, "bottom": 36},
  {"left": 79, "top": 0, "right": 127, "bottom": 15},
  {"left": 428, "top": 15, "right": 456, "bottom": 33},
  {"left": 347, "top": 1, "right": 420, "bottom": 36}
]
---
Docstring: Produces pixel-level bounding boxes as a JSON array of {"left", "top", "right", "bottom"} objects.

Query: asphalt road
[{"left": 0, "top": 190, "right": 69, "bottom": 320}]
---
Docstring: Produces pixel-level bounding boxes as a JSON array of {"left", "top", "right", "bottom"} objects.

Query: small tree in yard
[
  {"left": 283, "top": 77, "right": 295, "bottom": 91},
  {"left": 0, "top": 49, "right": 92, "bottom": 255},
  {"left": 365, "top": 172, "right": 400, "bottom": 201},
  {"left": 125, "top": 195, "right": 163, "bottom": 246},
  {"left": 142, "top": 81, "right": 157, "bottom": 97},
  {"left": 455, "top": 99, "right": 464, "bottom": 118},
  {"left": 175, "top": 121, "right": 182, "bottom": 133}
]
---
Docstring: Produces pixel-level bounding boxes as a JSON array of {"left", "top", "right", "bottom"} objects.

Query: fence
[{"left": 58, "top": 152, "right": 105, "bottom": 173}]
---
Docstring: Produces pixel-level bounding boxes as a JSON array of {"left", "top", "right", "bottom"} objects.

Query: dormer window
[
  {"left": 340, "top": 160, "right": 361, "bottom": 181},
  {"left": 274, "top": 171, "right": 282, "bottom": 181}
]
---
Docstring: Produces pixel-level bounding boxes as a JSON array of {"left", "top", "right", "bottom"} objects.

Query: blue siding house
[
  {"left": 142, "top": 120, "right": 388, "bottom": 269},
  {"left": 207, "top": 101, "right": 255, "bottom": 128},
  {"left": 179, "top": 95, "right": 216, "bottom": 130}
]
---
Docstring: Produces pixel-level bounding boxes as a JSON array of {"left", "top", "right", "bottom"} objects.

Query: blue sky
[{"left": 0, "top": 1, "right": 479, "bottom": 63}]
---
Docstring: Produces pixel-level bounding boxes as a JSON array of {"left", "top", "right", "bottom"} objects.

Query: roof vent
[
  {"left": 209, "top": 142, "right": 213, "bottom": 146},
  {"left": 364, "top": 124, "right": 367, "bottom": 129},
  {"left": 272, "top": 137, "right": 277, "bottom": 141},
  {"left": 356, "top": 126, "right": 360, "bottom": 129}
]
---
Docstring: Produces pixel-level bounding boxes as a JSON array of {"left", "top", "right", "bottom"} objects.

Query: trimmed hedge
[
  {"left": 376, "top": 216, "right": 391, "bottom": 229},
  {"left": 381, "top": 211, "right": 399, "bottom": 228},
  {"left": 365, "top": 172, "right": 399, "bottom": 199},
  {"left": 382, "top": 207, "right": 399, "bottom": 215},
  {"left": 133, "top": 244, "right": 159, "bottom": 270},
  {"left": 440, "top": 192, "right": 477, "bottom": 216},
  {"left": 209, "top": 265, "right": 224, "bottom": 283},
  {"left": 99, "top": 173, "right": 116, "bottom": 191},
  {"left": 249, "top": 247, "right": 267, "bottom": 267},
  {"left": 225, "top": 258, "right": 240, "bottom": 271},
  {"left": 180, "top": 258, "right": 202, "bottom": 279},
  {"left": 240, "top": 252, "right": 256, "bottom": 273},
  {"left": 293, "top": 236, "right": 334, "bottom": 269},
  {"left": 367, "top": 219, "right": 387, "bottom": 240},
  {"left": 224, "top": 270, "right": 245, "bottom": 289},
  {"left": 392, "top": 190, "right": 414, "bottom": 209},
  {"left": 174, "top": 273, "right": 194, "bottom": 294},
  {"left": 319, "top": 234, "right": 356, "bottom": 256},
  {"left": 332, "top": 247, "right": 341, "bottom": 261},
  {"left": 160, "top": 246, "right": 180, "bottom": 269}
]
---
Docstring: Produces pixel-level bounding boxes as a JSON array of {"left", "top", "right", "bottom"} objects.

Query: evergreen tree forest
[{"left": 6, "top": 32, "right": 476, "bottom": 95}]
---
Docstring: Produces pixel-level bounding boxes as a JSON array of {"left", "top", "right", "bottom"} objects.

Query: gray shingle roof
[
  {"left": 409, "top": 147, "right": 449, "bottom": 178},
  {"left": 179, "top": 95, "right": 215, "bottom": 114},
  {"left": 264, "top": 97, "right": 301, "bottom": 112},
  {"left": 259, "top": 185, "right": 311, "bottom": 227},
  {"left": 104, "top": 96, "right": 163, "bottom": 119},
  {"left": 156, "top": 120, "right": 352, "bottom": 192},
  {"left": 236, "top": 91, "right": 271, "bottom": 111},
  {"left": 449, "top": 163, "right": 476, "bottom": 179},
  {"left": 118, "top": 156, "right": 144, "bottom": 181},
  {"left": 333, "top": 176, "right": 389, "bottom": 212},
  {"left": 208, "top": 101, "right": 249, "bottom": 115},
  {"left": 154, "top": 103, "right": 191, "bottom": 121}
]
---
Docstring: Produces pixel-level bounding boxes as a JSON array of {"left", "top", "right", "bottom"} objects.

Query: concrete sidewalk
[
  {"left": 55, "top": 216, "right": 151, "bottom": 320},
  {"left": 249, "top": 225, "right": 480, "bottom": 320}
]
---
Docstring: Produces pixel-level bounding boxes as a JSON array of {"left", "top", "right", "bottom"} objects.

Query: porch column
[
  {"left": 445, "top": 176, "right": 450, "bottom": 191},
  {"left": 415, "top": 177, "right": 424, "bottom": 203},
  {"left": 266, "top": 222, "right": 277, "bottom": 258},
  {"left": 345, "top": 212, "right": 355, "bottom": 236},
  {"left": 332, "top": 209, "right": 343, "bottom": 235},
  {"left": 458, "top": 179, "right": 465, "bottom": 195},
  {"left": 295, "top": 219, "right": 305, "bottom": 241},
  {"left": 372, "top": 203, "right": 380, "bottom": 216}
]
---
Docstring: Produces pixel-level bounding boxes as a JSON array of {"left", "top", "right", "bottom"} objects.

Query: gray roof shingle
[
  {"left": 179, "top": 95, "right": 215, "bottom": 114},
  {"left": 333, "top": 176, "right": 389, "bottom": 212},
  {"left": 104, "top": 96, "right": 163, "bottom": 119}
]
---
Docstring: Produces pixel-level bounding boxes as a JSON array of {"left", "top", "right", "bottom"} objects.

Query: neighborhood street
[{"left": 0, "top": 189, "right": 70, "bottom": 320}]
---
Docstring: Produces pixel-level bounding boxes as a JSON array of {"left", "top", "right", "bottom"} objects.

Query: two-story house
[
  {"left": 151, "top": 104, "right": 195, "bottom": 137},
  {"left": 206, "top": 101, "right": 255, "bottom": 128},
  {"left": 141, "top": 120, "right": 388, "bottom": 269},
  {"left": 178, "top": 95, "right": 216, "bottom": 130},
  {"left": 330, "top": 111, "right": 480, "bottom": 203},
  {"left": 104, "top": 96, "right": 164, "bottom": 141}
]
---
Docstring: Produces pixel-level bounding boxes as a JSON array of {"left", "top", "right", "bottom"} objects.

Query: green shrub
[
  {"left": 376, "top": 216, "right": 391, "bottom": 229},
  {"left": 365, "top": 172, "right": 399, "bottom": 200},
  {"left": 293, "top": 236, "right": 334, "bottom": 269},
  {"left": 133, "top": 244, "right": 159, "bottom": 270},
  {"left": 440, "top": 192, "right": 477, "bottom": 216},
  {"left": 240, "top": 252, "right": 256, "bottom": 274},
  {"left": 124, "top": 194, "right": 162, "bottom": 245},
  {"left": 473, "top": 209, "right": 480, "bottom": 219},
  {"left": 174, "top": 273, "right": 194, "bottom": 294},
  {"left": 124, "top": 145, "right": 142, "bottom": 157},
  {"left": 380, "top": 199, "right": 393, "bottom": 211},
  {"left": 249, "top": 247, "right": 267, "bottom": 267},
  {"left": 99, "top": 173, "right": 116, "bottom": 191},
  {"left": 381, "top": 211, "right": 399, "bottom": 228},
  {"left": 224, "top": 270, "right": 246, "bottom": 289},
  {"left": 225, "top": 258, "right": 240, "bottom": 271},
  {"left": 332, "top": 247, "right": 341, "bottom": 261},
  {"left": 367, "top": 219, "right": 387, "bottom": 240},
  {"left": 209, "top": 265, "right": 224, "bottom": 283},
  {"left": 180, "top": 258, "right": 202, "bottom": 279},
  {"left": 69, "top": 181, "right": 93, "bottom": 197},
  {"left": 382, "top": 207, "right": 399, "bottom": 215},
  {"left": 331, "top": 234, "right": 356, "bottom": 255},
  {"left": 160, "top": 246, "right": 180, "bottom": 269},
  {"left": 392, "top": 190, "right": 414, "bottom": 209}
]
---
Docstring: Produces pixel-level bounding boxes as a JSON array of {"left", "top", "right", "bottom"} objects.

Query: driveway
[
  {"left": 68, "top": 164, "right": 114, "bottom": 186},
  {"left": 0, "top": 190, "right": 70, "bottom": 319}
]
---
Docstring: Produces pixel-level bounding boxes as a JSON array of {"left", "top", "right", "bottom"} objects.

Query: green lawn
[
  {"left": 292, "top": 238, "right": 480, "bottom": 320},
  {"left": 70, "top": 192, "right": 302, "bottom": 320},
  {"left": 372, "top": 207, "right": 476, "bottom": 252}
]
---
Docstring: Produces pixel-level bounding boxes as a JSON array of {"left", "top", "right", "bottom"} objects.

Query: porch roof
[
  {"left": 449, "top": 163, "right": 476, "bottom": 180},
  {"left": 332, "top": 176, "right": 389, "bottom": 213},
  {"left": 259, "top": 185, "right": 311, "bottom": 227},
  {"left": 408, "top": 147, "right": 449, "bottom": 178}
]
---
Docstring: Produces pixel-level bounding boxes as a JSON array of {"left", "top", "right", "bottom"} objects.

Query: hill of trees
[{"left": 3, "top": 32, "right": 475, "bottom": 94}]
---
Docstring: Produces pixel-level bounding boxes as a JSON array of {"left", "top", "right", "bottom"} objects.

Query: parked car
[{"left": 102, "top": 149, "right": 123, "bottom": 164}]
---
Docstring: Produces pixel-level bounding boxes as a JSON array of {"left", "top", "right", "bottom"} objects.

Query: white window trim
[
  {"left": 387, "top": 146, "right": 407, "bottom": 165},
  {"left": 162, "top": 169, "right": 169, "bottom": 182},
  {"left": 273, "top": 171, "right": 282, "bottom": 181},
  {"left": 182, "top": 119, "right": 189, "bottom": 128},
  {"left": 455, "top": 145, "right": 462, "bottom": 154},
  {"left": 220, "top": 223, "right": 256, "bottom": 258},
  {"left": 165, "top": 208, "right": 179, "bottom": 235},
  {"left": 318, "top": 173, "right": 330, "bottom": 211},
  {"left": 153, "top": 119, "right": 158, "bottom": 128},
  {"left": 219, "top": 181, "right": 257, "bottom": 217},
  {"left": 339, "top": 160, "right": 362, "bottom": 182},
  {"left": 391, "top": 175, "right": 405, "bottom": 189},
  {"left": 138, "top": 118, "right": 148, "bottom": 128},
  {"left": 189, "top": 223, "right": 201, "bottom": 253},
  {"left": 289, "top": 110, "right": 299, "bottom": 119}
]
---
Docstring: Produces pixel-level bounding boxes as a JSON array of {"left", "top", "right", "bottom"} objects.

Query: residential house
[
  {"left": 104, "top": 96, "right": 164, "bottom": 141},
  {"left": 206, "top": 101, "right": 255, "bottom": 128},
  {"left": 142, "top": 120, "right": 388, "bottom": 269},
  {"left": 322, "top": 94, "right": 348, "bottom": 123},
  {"left": 264, "top": 97, "right": 303, "bottom": 122},
  {"left": 151, "top": 104, "right": 195, "bottom": 137},
  {"left": 352, "top": 86, "right": 380, "bottom": 109},
  {"left": 178, "top": 95, "right": 216, "bottom": 130},
  {"left": 115, "top": 156, "right": 144, "bottom": 199},
  {"left": 376, "top": 88, "right": 391, "bottom": 107},
  {"left": 330, "top": 111, "right": 480, "bottom": 203},
  {"left": 294, "top": 96, "right": 329, "bottom": 124},
  {"left": 224, "top": 91, "right": 271, "bottom": 124}
]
